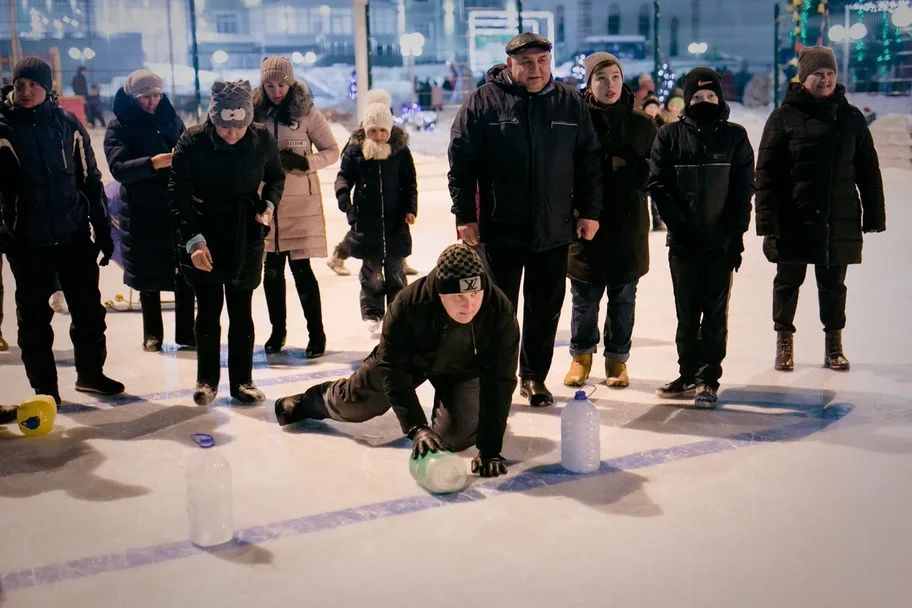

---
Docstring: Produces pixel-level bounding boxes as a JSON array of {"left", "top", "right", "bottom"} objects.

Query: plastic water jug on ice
[
  {"left": 409, "top": 451, "right": 468, "bottom": 494},
  {"left": 561, "top": 390, "right": 601, "bottom": 473},
  {"left": 186, "top": 433, "right": 235, "bottom": 547},
  {"left": 17, "top": 395, "right": 57, "bottom": 437}
]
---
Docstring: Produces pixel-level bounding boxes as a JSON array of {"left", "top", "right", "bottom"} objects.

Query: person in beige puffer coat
[{"left": 254, "top": 57, "right": 340, "bottom": 357}]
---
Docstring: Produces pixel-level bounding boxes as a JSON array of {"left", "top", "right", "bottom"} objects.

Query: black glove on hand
[
  {"left": 724, "top": 235, "right": 744, "bottom": 272},
  {"left": 279, "top": 149, "right": 309, "bottom": 173},
  {"left": 408, "top": 425, "right": 446, "bottom": 459},
  {"left": 95, "top": 226, "right": 114, "bottom": 266},
  {"left": 471, "top": 454, "right": 507, "bottom": 478}
]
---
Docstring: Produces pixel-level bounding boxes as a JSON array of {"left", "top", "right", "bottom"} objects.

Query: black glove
[
  {"left": 95, "top": 226, "right": 114, "bottom": 266},
  {"left": 279, "top": 149, "right": 309, "bottom": 173},
  {"left": 471, "top": 454, "right": 507, "bottom": 478},
  {"left": 724, "top": 234, "right": 744, "bottom": 272},
  {"left": 408, "top": 425, "right": 446, "bottom": 459}
]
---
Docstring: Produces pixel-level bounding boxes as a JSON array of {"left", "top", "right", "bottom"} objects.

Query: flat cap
[{"left": 505, "top": 32, "right": 553, "bottom": 56}]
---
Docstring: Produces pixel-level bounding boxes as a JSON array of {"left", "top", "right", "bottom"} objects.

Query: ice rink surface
[{"left": 1, "top": 110, "right": 911, "bottom": 607}]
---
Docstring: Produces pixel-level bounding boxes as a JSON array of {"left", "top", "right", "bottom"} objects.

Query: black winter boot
[
  {"left": 775, "top": 330, "right": 794, "bottom": 371},
  {"left": 824, "top": 330, "right": 850, "bottom": 371},
  {"left": 75, "top": 373, "right": 125, "bottom": 396},
  {"left": 275, "top": 382, "right": 332, "bottom": 426},
  {"left": 264, "top": 330, "right": 286, "bottom": 354}
]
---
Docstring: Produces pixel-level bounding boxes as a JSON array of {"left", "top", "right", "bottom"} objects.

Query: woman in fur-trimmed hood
[
  {"left": 334, "top": 89, "right": 418, "bottom": 328},
  {"left": 253, "top": 57, "right": 340, "bottom": 357}
]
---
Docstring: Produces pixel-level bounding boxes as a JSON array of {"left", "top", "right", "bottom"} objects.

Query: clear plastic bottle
[
  {"left": 186, "top": 433, "right": 235, "bottom": 547},
  {"left": 561, "top": 389, "right": 601, "bottom": 473},
  {"left": 409, "top": 450, "right": 468, "bottom": 494}
]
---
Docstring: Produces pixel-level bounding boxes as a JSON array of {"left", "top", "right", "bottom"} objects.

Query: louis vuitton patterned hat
[{"left": 435, "top": 243, "right": 486, "bottom": 295}]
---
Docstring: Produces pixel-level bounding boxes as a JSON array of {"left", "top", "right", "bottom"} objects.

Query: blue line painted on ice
[{"left": 0, "top": 404, "right": 851, "bottom": 593}]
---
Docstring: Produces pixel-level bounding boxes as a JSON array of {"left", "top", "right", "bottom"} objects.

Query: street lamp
[
  {"left": 400, "top": 33, "right": 426, "bottom": 102},
  {"left": 687, "top": 41, "right": 708, "bottom": 56},
  {"left": 828, "top": 13, "right": 867, "bottom": 86},
  {"left": 892, "top": 3, "right": 912, "bottom": 28}
]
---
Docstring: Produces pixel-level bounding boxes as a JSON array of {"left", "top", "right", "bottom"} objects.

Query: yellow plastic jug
[{"left": 17, "top": 395, "right": 57, "bottom": 437}]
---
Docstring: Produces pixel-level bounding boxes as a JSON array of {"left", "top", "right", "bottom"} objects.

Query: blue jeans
[{"left": 569, "top": 278, "right": 638, "bottom": 363}]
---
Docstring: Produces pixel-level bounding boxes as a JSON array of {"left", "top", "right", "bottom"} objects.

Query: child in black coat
[{"left": 335, "top": 89, "right": 418, "bottom": 334}]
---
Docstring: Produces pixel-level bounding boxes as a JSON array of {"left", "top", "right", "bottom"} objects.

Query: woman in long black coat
[
  {"left": 104, "top": 68, "right": 194, "bottom": 352},
  {"left": 169, "top": 80, "right": 285, "bottom": 405},
  {"left": 755, "top": 47, "right": 885, "bottom": 372},
  {"left": 564, "top": 53, "right": 657, "bottom": 389}
]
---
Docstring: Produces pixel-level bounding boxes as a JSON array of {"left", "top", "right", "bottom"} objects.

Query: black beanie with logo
[{"left": 683, "top": 67, "right": 724, "bottom": 105}]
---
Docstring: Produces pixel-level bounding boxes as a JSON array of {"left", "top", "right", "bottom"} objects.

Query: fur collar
[
  {"left": 349, "top": 125, "right": 409, "bottom": 157},
  {"left": 253, "top": 81, "right": 314, "bottom": 124}
]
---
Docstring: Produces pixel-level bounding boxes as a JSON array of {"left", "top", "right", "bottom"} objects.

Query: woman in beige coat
[{"left": 254, "top": 57, "right": 340, "bottom": 356}]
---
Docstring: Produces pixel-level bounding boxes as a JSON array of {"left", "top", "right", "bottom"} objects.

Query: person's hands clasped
[
  {"left": 190, "top": 241, "right": 214, "bottom": 272},
  {"left": 576, "top": 218, "right": 599, "bottom": 241},
  {"left": 408, "top": 425, "right": 447, "bottom": 460},
  {"left": 150, "top": 152, "right": 173, "bottom": 170},
  {"left": 471, "top": 454, "right": 508, "bottom": 477},
  {"left": 457, "top": 222, "right": 480, "bottom": 246}
]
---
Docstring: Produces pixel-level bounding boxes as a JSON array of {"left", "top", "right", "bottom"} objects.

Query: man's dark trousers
[
  {"left": 484, "top": 244, "right": 568, "bottom": 382},
  {"left": 308, "top": 357, "right": 481, "bottom": 452},
  {"left": 8, "top": 235, "right": 108, "bottom": 392}
]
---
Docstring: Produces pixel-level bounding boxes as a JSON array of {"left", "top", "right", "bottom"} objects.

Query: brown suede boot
[
  {"left": 774, "top": 330, "right": 794, "bottom": 371},
  {"left": 605, "top": 362, "right": 629, "bottom": 388},
  {"left": 824, "top": 330, "right": 850, "bottom": 371},
  {"left": 563, "top": 353, "right": 592, "bottom": 387}
]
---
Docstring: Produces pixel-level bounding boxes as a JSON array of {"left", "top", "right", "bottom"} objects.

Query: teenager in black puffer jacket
[
  {"left": 648, "top": 67, "right": 755, "bottom": 408},
  {"left": 275, "top": 243, "right": 519, "bottom": 479},
  {"left": 104, "top": 68, "right": 194, "bottom": 352},
  {"left": 755, "top": 46, "right": 884, "bottom": 372}
]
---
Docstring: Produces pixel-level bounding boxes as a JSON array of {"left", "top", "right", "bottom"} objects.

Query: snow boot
[
  {"left": 774, "top": 330, "right": 794, "bottom": 371},
  {"left": 562, "top": 353, "right": 592, "bottom": 387},
  {"left": 824, "top": 330, "right": 850, "bottom": 371}
]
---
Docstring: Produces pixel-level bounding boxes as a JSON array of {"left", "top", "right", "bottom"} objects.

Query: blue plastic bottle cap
[
  {"left": 574, "top": 390, "right": 587, "bottom": 400},
  {"left": 191, "top": 433, "right": 215, "bottom": 448}
]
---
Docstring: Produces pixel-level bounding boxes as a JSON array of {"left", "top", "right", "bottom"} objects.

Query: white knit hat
[{"left": 361, "top": 88, "right": 393, "bottom": 131}]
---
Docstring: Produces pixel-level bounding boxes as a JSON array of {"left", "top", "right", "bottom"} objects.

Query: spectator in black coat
[
  {"left": 169, "top": 80, "right": 285, "bottom": 406},
  {"left": 755, "top": 47, "right": 885, "bottom": 372},
  {"left": 448, "top": 33, "right": 603, "bottom": 407},
  {"left": 335, "top": 89, "right": 417, "bottom": 332},
  {"left": 0, "top": 57, "right": 124, "bottom": 404},
  {"left": 564, "top": 53, "right": 657, "bottom": 391},
  {"left": 85, "top": 83, "right": 106, "bottom": 127},
  {"left": 104, "top": 68, "right": 194, "bottom": 352},
  {"left": 647, "top": 67, "right": 755, "bottom": 408},
  {"left": 71, "top": 66, "right": 88, "bottom": 97},
  {"left": 275, "top": 243, "right": 519, "bottom": 478}
]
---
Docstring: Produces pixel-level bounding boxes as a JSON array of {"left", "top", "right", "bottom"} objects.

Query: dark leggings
[{"left": 262, "top": 252, "right": 325, "bottom": 340}]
